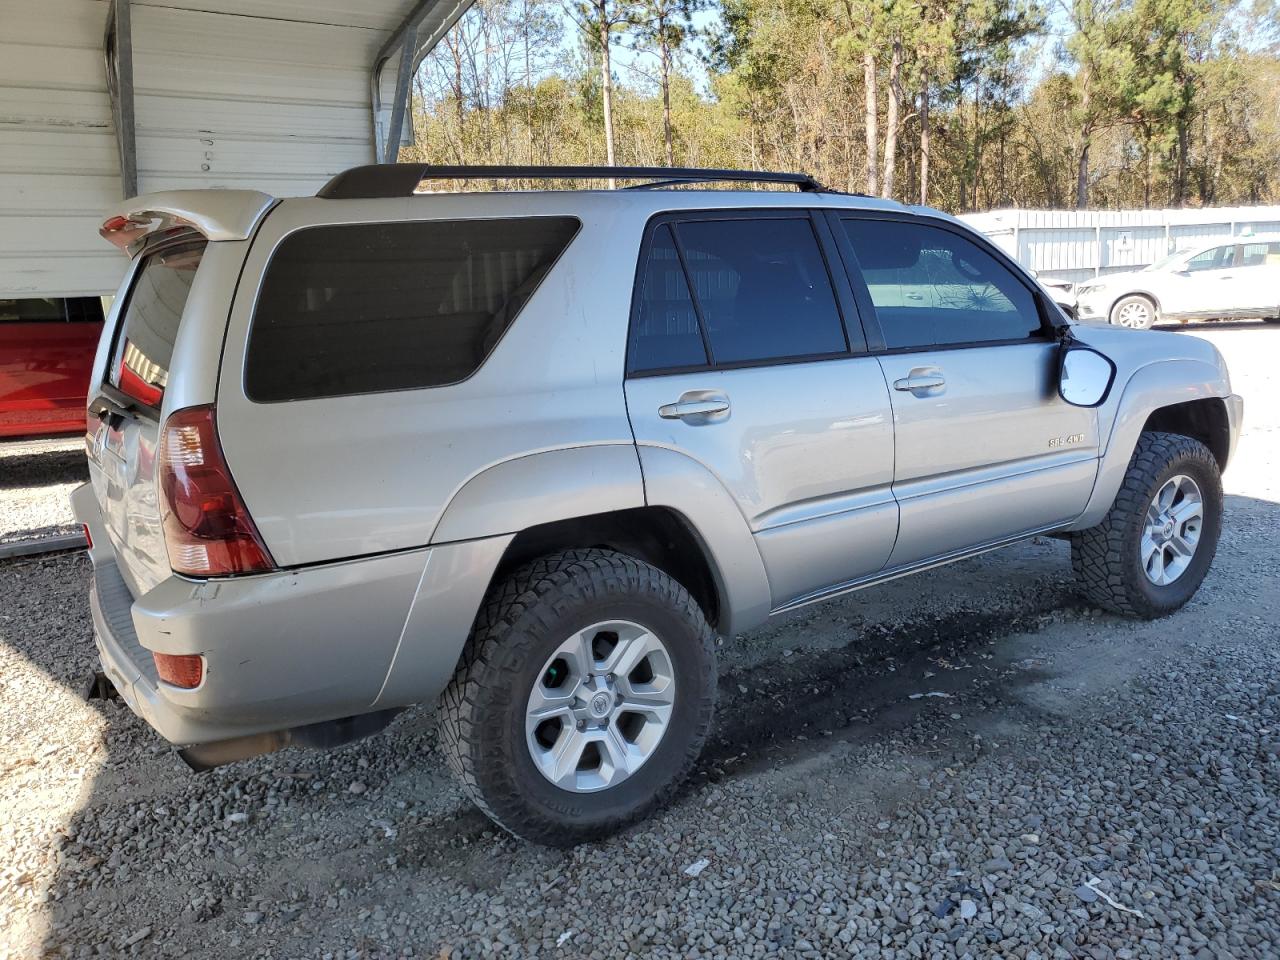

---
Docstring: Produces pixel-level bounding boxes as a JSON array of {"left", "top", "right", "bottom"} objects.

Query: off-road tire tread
[
  {"left": 437, "top": 548, "right": 716, "bottom": 845},
  {"left": 1071, "top": 431, "right": 1220, "bottom": 618}
]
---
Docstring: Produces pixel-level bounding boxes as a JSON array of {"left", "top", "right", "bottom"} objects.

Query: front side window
[
  {"left": 841, "top": 219, "right": 1043, "bottom": 350},
  {"left": 246, "top": 217, "right": 580, "bottom": 402},
  {"left": 1183, "top": 245, "right": 1235, "bottom": 272},
  {"left": 110, "top": 240, "right": 207, "bottom": 407}
]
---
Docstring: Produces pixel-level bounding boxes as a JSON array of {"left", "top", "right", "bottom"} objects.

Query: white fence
[{"left": 961, "top": 206, "right": 1280, "bottom": 283}]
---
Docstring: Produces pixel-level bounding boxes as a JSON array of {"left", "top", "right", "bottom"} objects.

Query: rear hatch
[{"left": 86, "top": 236, "right": 208, "bottom": 597}]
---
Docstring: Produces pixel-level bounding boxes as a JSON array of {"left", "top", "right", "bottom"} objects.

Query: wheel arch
[{"left": 1066, "top": 358, "right": 1232, "bottom": 531}]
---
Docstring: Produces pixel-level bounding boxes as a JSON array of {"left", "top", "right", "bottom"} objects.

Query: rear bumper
[{"left": 72, "top": 483, "right": 510, "bottom": 747}]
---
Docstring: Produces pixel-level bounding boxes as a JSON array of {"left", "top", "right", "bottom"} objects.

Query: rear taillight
[
  {"left": 153, "top": 652, "right": 204, "bottom": 688},
  {"left": 158, "top": 405, "right": 274, "bottom": 577},
  {"left": 82, "top": 523, "right": 93, "bottom": 550}
]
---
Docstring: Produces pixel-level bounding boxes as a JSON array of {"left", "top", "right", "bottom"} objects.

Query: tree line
[{"left": 404, "top": 0, "right": 1280, "bottom": 211}]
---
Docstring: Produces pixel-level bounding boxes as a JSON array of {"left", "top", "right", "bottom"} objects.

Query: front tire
[
  {"left": 1110, "top": 294, "right": 1158, "bottom": 330},
  {"left": 438, "top": 549, "right": 716, "bottom": 845},
  {"left": 1071, "top": 431, "right": 1222, "bottom": 618}
]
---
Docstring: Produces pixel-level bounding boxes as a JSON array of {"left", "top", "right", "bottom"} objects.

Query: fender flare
[
  {"left": 635, "top": 445, "right": 773, "bottom": 636},
  {"left": 1067, "top": 358, "right": 1231, "bottom": 531},
  {"left": 430, "top": 444, "right": 646, "bottom": 544}
]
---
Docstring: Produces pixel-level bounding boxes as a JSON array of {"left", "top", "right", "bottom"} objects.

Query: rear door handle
[
  {"left": 658, "top": 392, "right": 730, "bottom": 421},
  {"left": 892, "top": 368, "right": 946, "bottom": 396}
]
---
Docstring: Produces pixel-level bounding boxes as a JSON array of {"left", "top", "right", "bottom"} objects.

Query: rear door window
[
  {"left": 840, "top": 219, "right": 1043, "bottom": 349},
  {"left": 245, "top": 217, "right": 580, "bottom": 402},
  {"left": 109, "top": 240, "right": 207, "bottom": 408},
  {"left": 676, "top": 218, "right": 848, "bottom": 365}
]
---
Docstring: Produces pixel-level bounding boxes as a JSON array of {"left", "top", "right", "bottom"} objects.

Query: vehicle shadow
[
  {"left": 0, "top": 445, "right": 88, "bottom": 491},
  {"left": 2, "top": 491, "right": 1272, "bottom": 958}
]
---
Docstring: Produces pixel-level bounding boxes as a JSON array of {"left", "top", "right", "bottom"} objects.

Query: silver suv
[{"left": 74, "top": 165, "right": 1243, "bottom": 844}]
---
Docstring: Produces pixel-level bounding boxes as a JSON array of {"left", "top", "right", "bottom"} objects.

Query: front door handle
[
  {"left": 658, "top": 391, "right": 730, "bottom": 421},
  {"left": 892, "top": 368, "right": 946, "bottom": 396}
]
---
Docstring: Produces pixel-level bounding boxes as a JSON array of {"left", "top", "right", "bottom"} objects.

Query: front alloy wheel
[
  {"left": 1140, "top": 475, "right": 1203, "bottom": 586},
  {"left": 1072, "top": 431, "right": 1222, "bottom": 618},
  {"left": 1111, "top": 295, "right": 1156, "bottom": 330}
]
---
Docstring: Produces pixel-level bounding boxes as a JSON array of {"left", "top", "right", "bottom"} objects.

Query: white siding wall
[
  {"left": 963, "top": 207, "right": 1280, "bottom": 284},
  {"left": 1, "top": 0, "right": 415, "bottom": 298},
  {"left": 0, "top": 0, "right": 123, "bottom": 297}
]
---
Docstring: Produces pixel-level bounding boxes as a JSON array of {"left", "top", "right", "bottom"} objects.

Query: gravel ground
[
  {"left": 1, "top": 324, "right": 1277, "bottom": 960},
  {"left": 0, "top": 438, "right": 87, "bottom": 544}
]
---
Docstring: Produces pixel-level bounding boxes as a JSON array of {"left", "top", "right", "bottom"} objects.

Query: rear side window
[
  {"left": 110, "top": 240, "right": 207, "bottom": 407},
  {"left": 245, "top": 217, "right": 580, "bottom": 402},
  {"left": 628, "top": 225, "right": 708, "bottom": 373},
  {"left": 841, "top": 219, "right": 1043, "bottom": 350},
  {"left": 1240, "top": 241, "right": 1280, "bottom": 266}
]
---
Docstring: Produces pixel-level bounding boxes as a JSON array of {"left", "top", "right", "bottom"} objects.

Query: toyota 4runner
[{"left": 73, "top": 165, "right": 1243, "bottom": 844}]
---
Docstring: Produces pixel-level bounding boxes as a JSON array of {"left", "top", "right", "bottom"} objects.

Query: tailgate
[{"left": 86, "top": 238, "right": 208, "bottom": 597}]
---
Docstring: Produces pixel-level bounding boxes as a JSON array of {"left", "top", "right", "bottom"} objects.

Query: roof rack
[{"left": 316, "top": 164, "right": 828, "bottom": 199}]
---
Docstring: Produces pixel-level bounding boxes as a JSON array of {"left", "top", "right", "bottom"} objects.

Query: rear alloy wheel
[
  {"left": 1111, "top": 295, "right": 1157, "bottom": 330},
  {"left": 438, "top": 549, "right": 716, "bottom": 845},
  {"left": 1072, "top": 431, "right": 1222, "bottom": 618}
]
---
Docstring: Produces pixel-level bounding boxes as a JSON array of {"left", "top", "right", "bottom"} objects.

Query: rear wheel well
[
  {"left": 1141, "top": 398, "right": 1230, "bottom": 469},
  {"left": 489, "top": 507, "right": 722, "bottom": 628}
]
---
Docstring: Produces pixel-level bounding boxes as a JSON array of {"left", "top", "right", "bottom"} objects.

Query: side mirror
[{"left": 1058, "top": 345, "right": 1116, "bottom": 408}]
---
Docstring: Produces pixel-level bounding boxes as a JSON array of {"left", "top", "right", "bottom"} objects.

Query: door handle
[
  {"left": 658, "top": 392, "right": 730, "bottom": 421},
  {"left": 892, "top": 368, "right": 946, "bottom": 396}
]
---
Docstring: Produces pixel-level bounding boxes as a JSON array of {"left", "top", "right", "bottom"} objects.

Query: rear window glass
[
  {"left": 245, "top": 217, "right": 581, "bottom": 402},
  {"left": 109, "top": 240, "right": 207, "bottom": 407}
]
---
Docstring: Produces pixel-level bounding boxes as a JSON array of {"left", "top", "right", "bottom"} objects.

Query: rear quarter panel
[{"left": 215, "top": 195, "right": 652, "bottom": 567}]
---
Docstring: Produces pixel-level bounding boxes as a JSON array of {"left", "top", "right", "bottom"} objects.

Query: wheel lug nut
[
  {"left": 576, "top": 719, "right": 586, "bottom": 731},
  {"left": 607, "top": 673, "right": 615, "bottom": 683}
]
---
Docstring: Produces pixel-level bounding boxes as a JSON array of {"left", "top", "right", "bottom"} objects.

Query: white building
[{"left": 961, "top": 206, "right": 1280, "bottom": 284}]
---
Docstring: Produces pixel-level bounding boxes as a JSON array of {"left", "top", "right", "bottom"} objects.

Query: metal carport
[{"left": 1, "top": 0, "right": 474, "bottom": 300}]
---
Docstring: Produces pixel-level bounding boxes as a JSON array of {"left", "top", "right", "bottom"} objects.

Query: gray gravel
[
  {"left": 1, "top": 326, "right": 1278, "bottom": 960},
  {"left": 0, "top": 438, "right": 86, "bottom": 544}
]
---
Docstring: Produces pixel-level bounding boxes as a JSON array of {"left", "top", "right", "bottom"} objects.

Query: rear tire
[
  {"left": 1110, "top": 294, "right": 1157, "bottom": 330},
  {"left": 438, "top": 549, "right": 716, "bottom": 845},
  {"left": 1071, "top": 431, "right": 1222, "bottom": 619}
]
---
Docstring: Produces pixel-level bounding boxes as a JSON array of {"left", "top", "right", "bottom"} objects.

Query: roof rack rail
[{"left": 316, "top": 164, "right": 828, "bottom": 199}]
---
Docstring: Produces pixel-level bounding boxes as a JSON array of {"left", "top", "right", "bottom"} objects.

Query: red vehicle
[{"left": 0, "top": 297, "right": 105, "bottom": 439}]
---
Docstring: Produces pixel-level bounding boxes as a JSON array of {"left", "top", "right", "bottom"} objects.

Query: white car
[{"left": 1075, "top": 235, "right": 1280, "bottom": 329}]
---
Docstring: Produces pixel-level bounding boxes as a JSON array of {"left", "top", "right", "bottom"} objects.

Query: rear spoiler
[{"left": 100, "top": 190, "right": 276, "bottom": 255}]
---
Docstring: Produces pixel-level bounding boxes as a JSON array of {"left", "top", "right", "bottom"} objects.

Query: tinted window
[
  {"left": 1184, "top": 245, "right": 1234, "bottom": 272},
  {"left": 246, "top": 217, "right": 579, "bottom": 402},
  {"left": 842, "top": 219, "right": 1043, "bottom": 349},
  {"left": 675, "top": 218, "right": 847, "bottom": 364},
  {"left": 109, "top": 240, "right": 207, "bottom": 406},
  {"left": 628, "top": 225, "right": 708, "bottom": 373}
]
